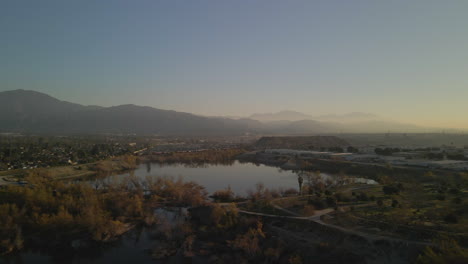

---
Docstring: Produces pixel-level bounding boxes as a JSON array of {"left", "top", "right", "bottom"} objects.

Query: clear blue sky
[{"left": 1, "top": 1, "right": 468, "bottom": 128}]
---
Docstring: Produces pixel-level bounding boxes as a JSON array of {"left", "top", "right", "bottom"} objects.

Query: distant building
[
  {"left": 264, "top": 149, "right": 332, "bottom": 159},
  {"left": 392, "top": 152, "right": 424, "bottom": 159},
  {"left": 345, "top": 154, "right": 381, "bottom": 162},
  {"left": 427, "top": 160, "right": 468, "bottom": 170}
]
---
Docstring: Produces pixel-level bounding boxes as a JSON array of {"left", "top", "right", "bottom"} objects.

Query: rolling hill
[{"left": 0, "top": 90, "right": 262, "bottom": 135}]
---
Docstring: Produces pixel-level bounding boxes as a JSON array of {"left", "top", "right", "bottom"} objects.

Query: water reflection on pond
[
  {"left": 94, "top": 161, "right": 376, "bottom": 195},
  {"left": 94, "top": 161, "right": 301, "bottom": 195}
]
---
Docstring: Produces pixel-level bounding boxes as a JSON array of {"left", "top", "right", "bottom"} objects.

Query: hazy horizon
[
  {"left": 2, "top": 1, "right": 468, "bottom": 129},
  {"left": 3, "top": 88, "right": 468, "bottom": 133}
]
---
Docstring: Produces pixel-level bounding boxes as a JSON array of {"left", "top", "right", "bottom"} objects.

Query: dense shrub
[
  {"left": 309, "top": 197, "right": 326, "bottom": 210},
  {"left": 301, "top": 205, "right": 315, "bottom": 217},
  {"left": 357, "top": 192, "right": 369, "bottom": 201},
  {"left": 211, "top": 187, "right": 235, "bottom": 202},
  {"left": 326, "top": 196, "right": 337, "bottom": 207},
  {"left": 147, "top": 149, "right": 244, "bottom": 165},
  {"left": 383, "top": 185, "right": 400, "bottom": 195},
  {"left": 228, "top": 220, "right": 265, "bottom": 257},
  {"left": 334, "top": 192, "right": 351, "bottom": 202},
  {"left": 417, "top": 239, "right": 468, "bottom": 264},
  {"left": 436, "top": 194, "right": 446, "bottom": 201},
  {"left": 0, "top": 169, "right": 208, "bottom": 254},
  {"left": 444, "top": 213, "right": 458, "bottom": 224}
]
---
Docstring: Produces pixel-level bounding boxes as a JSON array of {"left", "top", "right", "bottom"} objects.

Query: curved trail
[
  {"left": 237, "top": 208, "right": 431, "bottom": 246},
  {"left": 220, "top": 186, "right": 433, "bottom": 247}
]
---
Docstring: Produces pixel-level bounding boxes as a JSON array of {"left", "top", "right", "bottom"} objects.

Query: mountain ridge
[
  {"left": 249, "top": 110, "right": 315, "bottom": 122},
  {"left": 0, "top": 90, "right": 262, "bottom": 135},
  {"left": 0, "top": 90, "right": 454, "bottom": 135}
]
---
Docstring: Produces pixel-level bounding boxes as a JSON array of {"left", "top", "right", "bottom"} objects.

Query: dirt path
[
  {"left": 219, "top": 186, "right": 403, "bottom": 244},
  {"left": 54, "top": 171, "right": 96, "bottom": 180},
  {"left": 0, "top": 177, "right": 10, "bottom": 186},
  {"left": 237, "top": 204, "right": 432, "bottom": 247},
  {"left": 227, "top": 187, "right": 432, "bottom": 247},
  {"left": 0, "top": 174, "right": 22, "bottom": 186}
]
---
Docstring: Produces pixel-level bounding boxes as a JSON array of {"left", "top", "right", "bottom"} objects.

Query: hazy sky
[{"left": 1, "top": 1, "right": 468, "bottom": 128}]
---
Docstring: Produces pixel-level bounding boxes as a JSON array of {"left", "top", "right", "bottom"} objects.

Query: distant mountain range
[
  {"left": 315, "top": 112, "right": 379, "bottom": 123},
  {"left": 249, "top": 111, "right": 315, "bottom": 122},
  {"left": 0, "top": 90, "right": 450, "bottom": 135},
  {"left": 249, "top": 110, "right": 379, "bottom": 123},
  {"left": 248, "top": 110, "right": 431, "bottom": 133},
  {"left": 0, "top": 90, "right": 261, "bottom": 135}
]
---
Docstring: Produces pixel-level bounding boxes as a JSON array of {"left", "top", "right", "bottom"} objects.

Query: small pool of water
[{"left": 98, "top": 161, "right": 304, "bottom": 195}]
